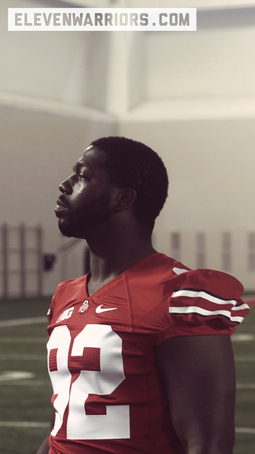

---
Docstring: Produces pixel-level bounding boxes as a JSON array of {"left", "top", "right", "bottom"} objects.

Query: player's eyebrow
[{"left": 73, "top": 162, "right": 91, "bottom": 173}]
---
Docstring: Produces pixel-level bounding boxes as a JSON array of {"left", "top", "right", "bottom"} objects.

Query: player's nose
[{"left": 59, "top": 175, "right": 73, "bottom": 194}]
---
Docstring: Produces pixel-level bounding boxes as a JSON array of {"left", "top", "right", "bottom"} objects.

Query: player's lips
[{"left": 54, "top": 198, "right": 68, "bottom": 215}]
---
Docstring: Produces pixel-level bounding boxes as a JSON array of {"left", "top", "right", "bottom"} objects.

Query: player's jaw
[{"left": 55, "top": 190, "right": 113, "bottom": 239}]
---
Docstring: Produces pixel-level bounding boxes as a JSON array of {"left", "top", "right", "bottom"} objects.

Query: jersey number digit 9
[{"left": 47, "top": 324, "right": 130, "bottom": 440}]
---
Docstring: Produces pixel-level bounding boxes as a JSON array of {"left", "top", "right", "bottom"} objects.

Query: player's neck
[{"left": 86, "top": 234, "right": 156, "bottom": 296}]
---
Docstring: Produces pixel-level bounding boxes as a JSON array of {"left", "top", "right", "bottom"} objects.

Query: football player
[{"left": 37, "top": 136, "right": 249, "bottom": 454}]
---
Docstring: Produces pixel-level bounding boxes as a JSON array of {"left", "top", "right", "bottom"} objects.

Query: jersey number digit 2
[{"left": 47, "top": 324, "right": 130, "bottom": 440}]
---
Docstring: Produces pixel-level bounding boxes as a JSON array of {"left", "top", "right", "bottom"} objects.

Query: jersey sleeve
[{"left": 156, "top": 269, "right": 250, "bottom": 344}]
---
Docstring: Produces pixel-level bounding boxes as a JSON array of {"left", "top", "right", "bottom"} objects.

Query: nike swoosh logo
[{"left": 96, "top": 305, "right": 117, "bottom": 314}]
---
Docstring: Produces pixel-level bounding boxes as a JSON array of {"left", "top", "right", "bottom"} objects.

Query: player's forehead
[{"left": 75, "top": 145, "right": 106, "bottom": 170}]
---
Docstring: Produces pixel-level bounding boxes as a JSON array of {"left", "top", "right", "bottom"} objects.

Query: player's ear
[{"left": 114, "top": 188, "right": 137, "bottom": 212}]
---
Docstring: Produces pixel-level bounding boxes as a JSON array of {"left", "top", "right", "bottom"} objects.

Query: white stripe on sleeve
[
  {"left": 171, "top": 289, "right": 237, "bottom": 306},
  {"left": 169, "top": 306, "right": 245, "bottom": 323}
]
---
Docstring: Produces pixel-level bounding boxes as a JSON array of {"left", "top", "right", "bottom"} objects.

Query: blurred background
[
  {"left": 1, "top": 0, "right": 255, "bottom": 298},
  {"left": 1, "top": 2, "right": 255, "bottom": 453}
]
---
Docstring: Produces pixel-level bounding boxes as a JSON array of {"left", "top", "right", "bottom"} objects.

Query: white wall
[
  {"left": 117, "top": 5, "right": 255, "bottom": 289},
  {"left": 2, "top": 0, "right": 255, "bottom": 293},
  {"left": 0, "top": 0, "right": 118, "bottom": 295},
  {"left": 146, "top": 28, "right": 255, "bottom": 100}
]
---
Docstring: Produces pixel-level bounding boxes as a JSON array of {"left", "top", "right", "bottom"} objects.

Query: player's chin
[
  {"left": 58, "top": 219, "right": 79, "bottom": 238},
  {"left": 54, "top": 209, "right": 67, "bottom": 219},
  {"left": 58, "top": 219, "right": 70, "bottom": 235}
]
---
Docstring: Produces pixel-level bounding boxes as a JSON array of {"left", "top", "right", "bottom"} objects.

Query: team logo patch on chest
[
  {"left": 56, "top": 307, "right": 74, "bottom": 323},
  {"left": 78, "top": 300, "right": 90, "bottom": 314}
]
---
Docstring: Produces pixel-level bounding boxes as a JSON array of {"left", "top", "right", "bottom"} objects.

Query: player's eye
[{"left": 78, "top": 173, "right": 90, "bottom": 181}]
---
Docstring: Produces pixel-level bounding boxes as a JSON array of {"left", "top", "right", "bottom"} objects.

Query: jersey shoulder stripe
[
  {"left": 170, "top": 288, "right": 249, "bottom": 324},
  {"left": 168, "top": 268, "right": 249, "bottom": 333},
  {"left": 169, "top": 304, "right": 248, "bottom": 324}
]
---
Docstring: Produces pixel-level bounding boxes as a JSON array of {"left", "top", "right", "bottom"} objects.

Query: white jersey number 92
[{"left": 47, "top": 324, "right": 130, "bottom": 440}]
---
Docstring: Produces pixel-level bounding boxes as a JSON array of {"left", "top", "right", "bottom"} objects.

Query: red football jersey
[{"left": 46, "top": 253, "right": 249, "bottom": 454}]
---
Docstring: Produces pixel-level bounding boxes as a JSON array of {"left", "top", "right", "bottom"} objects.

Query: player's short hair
[{"left": 90, "top": 136, "right": 168, "bottom": 234}]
